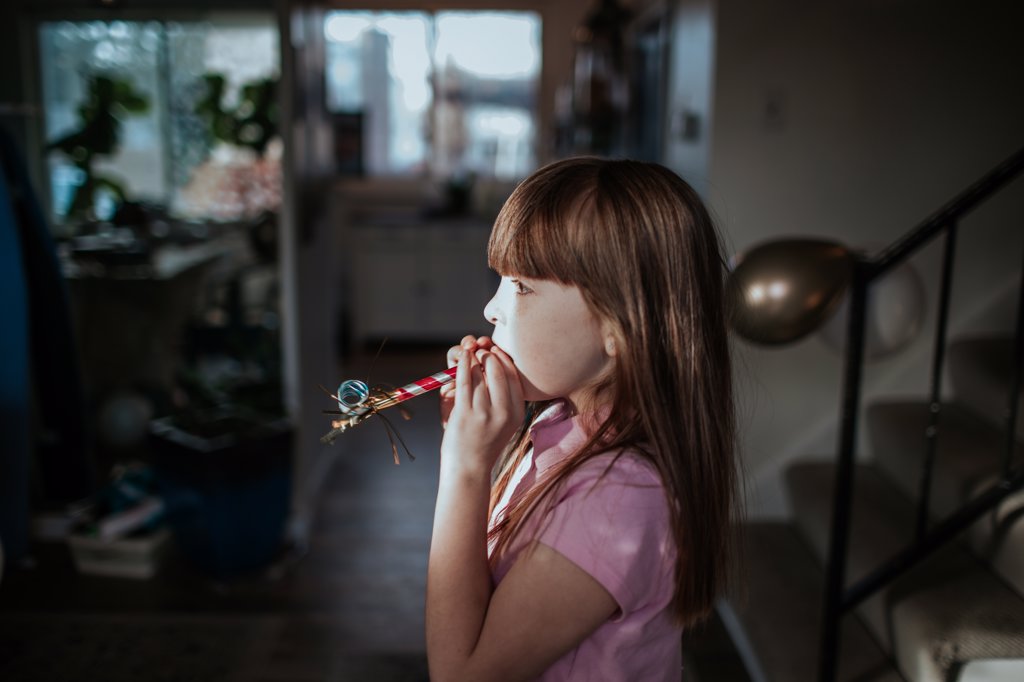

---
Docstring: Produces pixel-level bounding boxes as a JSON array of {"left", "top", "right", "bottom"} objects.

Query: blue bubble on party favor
[{"left": 336, "top": 380, "right": 370, "bottom": 413}]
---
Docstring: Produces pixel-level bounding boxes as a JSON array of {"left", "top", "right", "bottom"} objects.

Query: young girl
[{"left": 428, "top": 157, "right": 738, "bottom": 681}]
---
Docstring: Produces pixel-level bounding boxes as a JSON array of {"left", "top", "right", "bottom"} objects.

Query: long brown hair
[{"left": 486, "top": 157, "right": 738, "bottom": 627}]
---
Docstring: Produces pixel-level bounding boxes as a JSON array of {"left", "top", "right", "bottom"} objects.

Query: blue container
[{"left": 149, "top": 411, "right": 293, "bottom": 580}]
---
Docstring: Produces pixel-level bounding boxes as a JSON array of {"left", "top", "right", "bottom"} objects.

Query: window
[
  {"left": 38, "top": 16, "right": 280, "bottom": 225},
  {"left": 323, "top": 10, "right": 541, "bottom": 180}
]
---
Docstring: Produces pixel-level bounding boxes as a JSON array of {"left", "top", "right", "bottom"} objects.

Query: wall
[
  {"left": 689, "top": 0, "right": 1024, "bottom": 515},
  {"left": 662, "top": 0, "right": 716, "bottom": 197}
]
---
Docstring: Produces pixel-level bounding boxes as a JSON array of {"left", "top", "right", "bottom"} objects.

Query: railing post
[
  {"left": 811, "top": 149, "right": 1024, "bottom": 680},
  {"left": 819, "top": 258, "right": 870, "bottom": 682},
  {"left": 916, "top": 222, "right": 958, "bottom": 539}
]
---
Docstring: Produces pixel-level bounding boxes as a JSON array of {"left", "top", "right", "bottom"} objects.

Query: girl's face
[{"left": 483, "top": 276, "right": 615, "bottom": 408}]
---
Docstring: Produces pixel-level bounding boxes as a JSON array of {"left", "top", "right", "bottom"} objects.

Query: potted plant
[{"left": 46, "top": 73, "right": 150, "bottom": 222}]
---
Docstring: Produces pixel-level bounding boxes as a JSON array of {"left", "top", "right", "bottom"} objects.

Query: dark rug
[{"left": 0, "top": 614, "right": 429, "bottom": 682}]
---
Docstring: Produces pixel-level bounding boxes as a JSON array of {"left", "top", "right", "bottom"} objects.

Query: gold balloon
[{"left": 727, "top": 238, "right": 855, "bottom": 345}]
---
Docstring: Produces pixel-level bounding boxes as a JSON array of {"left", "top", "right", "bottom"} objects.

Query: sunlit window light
[
  {"left": 324, "top": 13, "right": 373, "bottom": 43},
  {"left": 433, "top": 12, "right": 540, "bottom": 79},
  {"left": 324, "top": 9, "right": 540, "bottom": 179}
]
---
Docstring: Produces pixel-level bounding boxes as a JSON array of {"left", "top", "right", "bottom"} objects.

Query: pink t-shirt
[{"left": 489, "top": 402, "right": 682, "bottom": 681}]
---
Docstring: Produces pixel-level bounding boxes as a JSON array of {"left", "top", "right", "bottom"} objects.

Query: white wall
[
  {"left": 662, "top": 0, "right": 716, "bottom": 197},
  {"left": 677, "top": 0, "right": 1024, "bottom": 516}
]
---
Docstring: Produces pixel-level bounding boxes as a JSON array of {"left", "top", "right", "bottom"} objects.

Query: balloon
[
  {"left": 727, "top": 238, "right": 855, "bottom": 345},
  {"left": 818, "top": 259, "right": 926, "bottom": 360}
]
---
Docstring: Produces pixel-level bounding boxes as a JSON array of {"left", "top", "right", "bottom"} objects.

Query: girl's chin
[{"left": 520, "top": 381, "right": 555, "bottom": 404}]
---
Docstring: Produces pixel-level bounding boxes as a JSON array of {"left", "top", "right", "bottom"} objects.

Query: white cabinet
[{"left": 347, "top": 219, "right": 497, "bottom": 345}]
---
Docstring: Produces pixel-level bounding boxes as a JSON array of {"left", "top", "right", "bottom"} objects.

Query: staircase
[{"left": 719, "top": 148, "right": 1024, "bottom": 681}]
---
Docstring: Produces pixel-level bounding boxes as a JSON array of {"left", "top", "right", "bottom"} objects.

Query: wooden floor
[{"left": 0, "top": 346, "right": 747, "bottom": 681}]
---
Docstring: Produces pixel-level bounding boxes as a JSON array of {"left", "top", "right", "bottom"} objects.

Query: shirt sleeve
[{"left": 535, "top": 453, "right": 676, "bottom": 617}]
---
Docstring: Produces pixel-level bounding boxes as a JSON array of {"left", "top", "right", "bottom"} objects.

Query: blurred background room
[{"left": 1, "top": 1, "right": 1023, "bottom": 681}]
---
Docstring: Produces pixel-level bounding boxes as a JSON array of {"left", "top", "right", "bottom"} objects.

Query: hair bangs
[{"left": 487, "top": 168, "right": 598, "bottom": 284}]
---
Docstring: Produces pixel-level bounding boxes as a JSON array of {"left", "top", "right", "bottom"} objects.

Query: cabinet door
[
  {"left": 425, "top": 227, "right": 496, "bottom": 340},
  {"left": 351, "top": 234, "right": 424, "bottom": 342},
  {"left": 349, "top": 223, "right": 497, "bottom": 343}
]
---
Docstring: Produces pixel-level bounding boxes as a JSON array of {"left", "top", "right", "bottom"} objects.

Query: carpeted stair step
[
  {"left": 889, "top": 548, "right": 1024, "bottom": 682},
  {"left": 866, "top": 400, "right": 1024, "bottom": 597},
  {"left": 717, "top": 521, "right": 902, "bottom": 682},
  {"left": 786, "top": 460, "right": 1024, "bottom": 681},
  {"left": 947, "top": 336, "right": 1023, "bottom": 441},
  {"left": 787, "top": 461, "right": 943, "bottom": 651}
]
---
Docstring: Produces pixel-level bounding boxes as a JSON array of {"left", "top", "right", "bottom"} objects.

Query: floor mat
[
  {"left": 0, "top": 613, "right": 282, "bottom": 682},
  {"left": 0, "top": 613, "right": 430, "bottom": 682}
]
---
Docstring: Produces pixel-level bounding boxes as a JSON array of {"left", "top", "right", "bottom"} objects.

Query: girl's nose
[{"left": 483, "top": 294, "right": 501, "bottom": 325}]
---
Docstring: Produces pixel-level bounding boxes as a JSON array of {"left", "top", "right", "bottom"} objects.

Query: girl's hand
[
  {"left": 439, "top": 335, "right": 496, "bottom": 429},
  {"left": 439, "top": 335, "right": 524, "bottom": 476}
]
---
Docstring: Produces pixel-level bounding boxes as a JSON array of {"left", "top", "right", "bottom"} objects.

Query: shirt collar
[{"left": 528, "top": 400, "right": 606, "bottom": 472}]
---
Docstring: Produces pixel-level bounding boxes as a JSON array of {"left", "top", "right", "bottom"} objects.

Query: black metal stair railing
[{"left": 818, "top": 145, "right": 1024, "bottom": 682}]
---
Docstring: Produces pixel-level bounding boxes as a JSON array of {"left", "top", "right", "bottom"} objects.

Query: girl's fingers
[
  {"left": 495, "top": 350, "right": 525, "bottom": 418},
  {"left": 481, "top": 349, "right": 522, "bottom": 415},
  {"left": 488, "top": 344, "right": 514, "bottom": 375},
  {"left": 454, "top": 343, "right": 474, "bottom": 407},
  {"left": 481, "top": 352, "right": 510, "bottom": 413},
  {"left": 459, "top": 344, "right": 490, "bottom": 413},
  {"left": 489, "top": 346, "right": 523, "bottom": 405},
  {"left": 448, "top": 335, "right": 478, "bottom": 367},
  {"left": 452, "top": 336, "right": 515, "bottom": 414},
  {"left": 470, "top": 352, "right": 491, "bottom": 411}
]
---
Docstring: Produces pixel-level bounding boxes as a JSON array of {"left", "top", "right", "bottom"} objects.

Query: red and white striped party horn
[
  {"left": 365, "top": 366, "right": 458, "bottom": 413},
  {"left": 321, "top": 367, "right": 458, "bottom": 443}
]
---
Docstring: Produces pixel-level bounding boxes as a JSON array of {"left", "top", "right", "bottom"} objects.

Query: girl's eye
[{"left": 509, "top": 278, "right": 533, "bottom": 295}]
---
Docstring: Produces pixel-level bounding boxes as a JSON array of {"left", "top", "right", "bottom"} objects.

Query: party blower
[{"left": 319, "top": 367, "right": 459, "bottom": 462}]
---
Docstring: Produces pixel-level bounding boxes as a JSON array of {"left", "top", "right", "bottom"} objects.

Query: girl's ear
[{"left": 601, "top": 321, "right": 619, "bottom": 357}]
